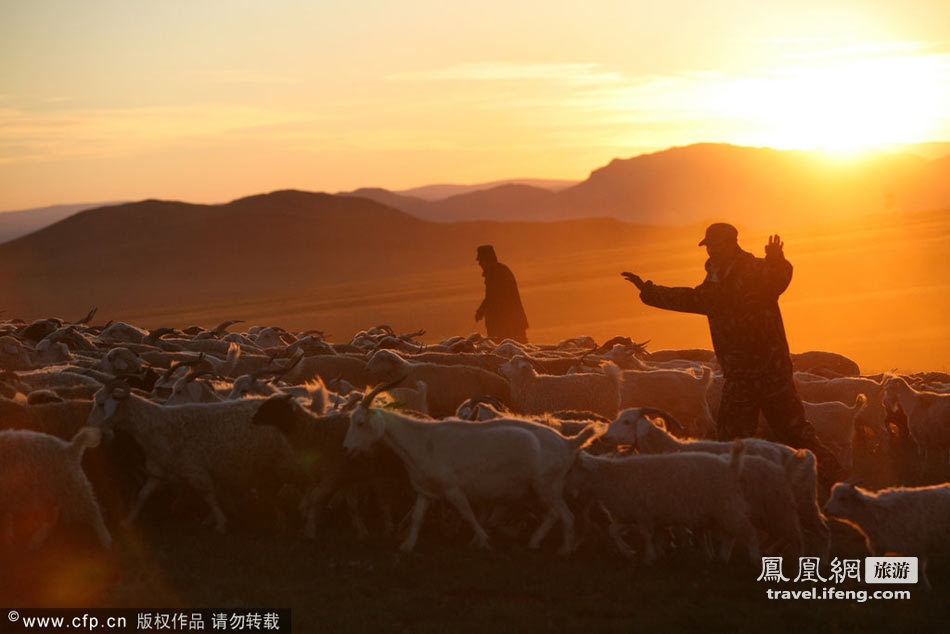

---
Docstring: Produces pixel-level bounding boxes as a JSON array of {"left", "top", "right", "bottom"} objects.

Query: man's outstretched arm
[{"left": 622, "top": 272, "right": 709, "bottom": 315}]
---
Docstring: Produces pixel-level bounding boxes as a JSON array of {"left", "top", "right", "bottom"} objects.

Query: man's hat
[
  {"left": 698, "top": 223, "right": 738, "bottom": 247},
  {"left": 476, "top": 244, "right": 496, "bottom": 260}
]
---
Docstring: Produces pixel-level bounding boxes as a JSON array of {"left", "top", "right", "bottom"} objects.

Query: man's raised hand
[
  {"left": 621, "top": 271, "right": 648, "bottom": 291},
  {"left": 765, "top": 234, "right": 784, "bottom": 260}
]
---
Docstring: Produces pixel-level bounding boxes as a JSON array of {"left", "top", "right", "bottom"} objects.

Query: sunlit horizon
[{"left": 2, "top": 0, "right": 949, "bottom": 210}]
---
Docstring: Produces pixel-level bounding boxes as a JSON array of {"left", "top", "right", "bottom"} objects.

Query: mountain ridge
[{"left": 5, "top": 142, "right": 949, "bottom": 239}]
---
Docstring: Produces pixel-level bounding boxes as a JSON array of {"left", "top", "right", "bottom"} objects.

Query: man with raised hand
[{"left": 622, "top": 223, "right": 844, "bottom": 485}]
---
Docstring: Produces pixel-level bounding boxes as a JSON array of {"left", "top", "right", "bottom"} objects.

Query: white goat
[
  {"left": 88, "top": 380, "right": 301, "bottom": 533},
  {"left": 733, "top": 454, "right": 805, "bottom": 557},
  {"left": 824, "top": 482, "right": 950, "bottom": 592},
  {"left": 343, "top": 381, "right": 595, "bottom": 554},
  {"left": 882, "top": 376, "right": 950, "bottom": 467},
  {"left": 565, "top": 443, "right": 759, "bottom": 564},
  {"left": 795, "top": 374, "right": 887, "bottom": 435},
  {"left": 367, "top": 349, "right": 510, "bottom": 418},
  {"left": 803, "top": 394, "right": 868, "bottom": 470},
  {"left": 620, "top": 366, "right": 715, "bottom": 437},
  {"left": 500, "top": 356, "right": 621, "bottom": 418},
  {"left": 0, "top": 427, "right": 111, "bottom": 549},
  {"left": 604, "top": 408, "right": 829, "bottom": 559}
]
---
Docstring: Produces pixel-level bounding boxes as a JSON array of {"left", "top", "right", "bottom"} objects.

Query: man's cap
[
  {"left": 698, "top": 222, "right": 738, "bottom": 247},
  {"left": 476, "top": 244, "right": 496, "bottom": 260}
]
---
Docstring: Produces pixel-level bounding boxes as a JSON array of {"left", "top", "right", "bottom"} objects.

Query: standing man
[
  {"left": 622, "top": 222, "right": 844, "bottom": 484},
  {"left": 475, "top": 245, "right": 529, "bottom": 344}
]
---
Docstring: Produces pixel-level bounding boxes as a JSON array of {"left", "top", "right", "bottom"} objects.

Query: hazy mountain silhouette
[
  {"left": 339, "top": 183, "right": 558, "bottom": 222},
  {"left": 0, "top": 190, "right": 665, "bottom": 319},
  {"left": 0, "top": 201, "right": 127, "bottom": 244},
  {"left": 345, "top": 143, "right": 950, "bottom": 225},
  {"left": 340, "top": 188, "right": 433, "bottom": 218},
  {"left": 552, "top": 143, "right": 942, "bottom": 226},
  {"left": 396, "top": 178, "right": 577, "bottom": 201},
  {"left": 6, "top": 144, "right": 947, "bottom": 239}
]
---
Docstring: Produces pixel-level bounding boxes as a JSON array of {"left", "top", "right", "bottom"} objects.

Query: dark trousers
[{"left": 717, "top": 373, "right": 844, "bottom": 484}]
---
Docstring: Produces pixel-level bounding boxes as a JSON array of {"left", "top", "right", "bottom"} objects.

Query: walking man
[
  {"left": 622, "top": 222, "right": 844, "bottom": 484},
  {"left": 475, "top": 245, "right": 529, "bottom": 344}
]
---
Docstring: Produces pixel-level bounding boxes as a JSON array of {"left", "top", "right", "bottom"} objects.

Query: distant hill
[
  {"left": 345, "top": 144, "right": 950, "bottom": 226},
  {"left": 0, "top": 190, "right": 667, "bottom": 319},
  {"left": 9, "top": 144, "right": 948, "bottom": 238},
  {"left": 396, "top": 178, "right": 577, "bottom": 201},
  {"left": 0, "top": 201, "right": 126, "bottom": 244},
  {"left": 339, "top": 188, "right": 433, "bottom": 219},
  {"left": 552, "top": 143, "right": 945, "bottom": 226},
  {"left": 340, "top": 184, "right": 559, "bottom": 222}
]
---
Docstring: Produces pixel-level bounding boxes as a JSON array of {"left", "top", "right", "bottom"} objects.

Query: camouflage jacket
[{"left": 639, "top": 248, "right": 793, "bottom": 379}]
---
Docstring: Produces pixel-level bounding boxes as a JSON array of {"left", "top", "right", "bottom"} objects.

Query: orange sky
[{"left": 1, "top": 0, "right": 949, "bottom": 210}]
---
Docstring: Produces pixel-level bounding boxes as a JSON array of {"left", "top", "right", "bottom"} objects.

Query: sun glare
[{"left": 716, "top": 55, "right": 947, "bottom": 153}]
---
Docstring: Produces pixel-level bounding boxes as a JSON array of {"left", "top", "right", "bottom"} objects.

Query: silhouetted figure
[
  {"left": 622, "top": 223, "right": 845, "bottom": 485},
  {"left": 475, "top": 245, "right": 528, "bottom": 344}
]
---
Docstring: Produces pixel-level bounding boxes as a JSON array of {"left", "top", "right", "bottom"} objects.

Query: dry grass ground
[{"left": 2, "top": 508, "right": 947, "bottom": 633}]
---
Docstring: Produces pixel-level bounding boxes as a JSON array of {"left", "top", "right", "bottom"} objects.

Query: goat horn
[
  {"left": 212, "top": 319, "right": 243, "bottom": 334},
  {"left": 360, "top": 376, "right": 407, "bottom": 409},
  {"left": 75, "top": 307, "right": 98, "bottom": 325},
  {"left": 326, "top": 372, "right": 344, "bottom": 390},
  {"left": 183, "top": 369, "right": 209, "bottom": 384},
  {"left": 272, "top": 351, "right": 303, "bottom": 381},
  {"left": 470, "top": 394, "right": 505, "bottom": 409},
  {"left": 578, "top": 345, "right": 599, "bottom": 360},
  {"left": 162, "top": 354, "right": 204, "bottom": 380},
  {"left": 636, "top": 407, "right": 687, "bottom": 435}
]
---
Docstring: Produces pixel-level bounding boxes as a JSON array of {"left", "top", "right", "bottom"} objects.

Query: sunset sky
[{"left": 1, "top": 0, "right": 949, "bottom": 210}]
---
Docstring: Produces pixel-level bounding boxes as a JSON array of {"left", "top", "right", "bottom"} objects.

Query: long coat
[
  {"left": 479, "top": 262, "right": 529, "bottom": 343},
  {"left": 638, "top": 248, "right": 793, "bottom": 379}
]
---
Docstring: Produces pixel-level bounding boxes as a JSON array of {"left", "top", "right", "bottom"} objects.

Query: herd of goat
[{"left": 0, "top": 310, "right": 948, "bottom": 591}]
